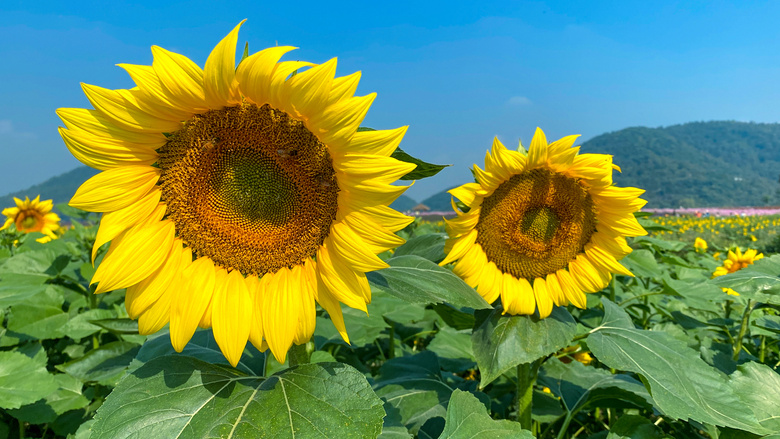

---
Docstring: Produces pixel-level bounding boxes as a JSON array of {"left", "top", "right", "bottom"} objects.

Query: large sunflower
[
  {"left": 1, "top": 196, "right": 61, "bottom": 243},
  {"left": 441, "top": 128, "right": 646, "bottom": 318},
  {"left": 57, "top": 21, "right": 415, "bottom": 365}
]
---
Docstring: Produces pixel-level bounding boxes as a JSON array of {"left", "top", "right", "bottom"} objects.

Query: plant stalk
[
  {"left": 515, "top": 361, "right": 538, "bottom": 429},
  {"left": 733, "top": 300, "right": 755, "bottom": 361},
  {"left": 388, "top": 322, "right": 396, "bottom": 359},
  {"left": 288, "top": 342, "right": 313, "bottom": 367}
]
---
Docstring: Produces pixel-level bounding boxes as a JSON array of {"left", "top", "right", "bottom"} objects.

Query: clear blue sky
[{"left": 2, "top": 0, "right": 780, "bottom": 201}]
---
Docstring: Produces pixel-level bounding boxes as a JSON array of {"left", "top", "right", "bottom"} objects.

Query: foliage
[{"left": 1, "top": 210, "right": 780, "bottom": 438}]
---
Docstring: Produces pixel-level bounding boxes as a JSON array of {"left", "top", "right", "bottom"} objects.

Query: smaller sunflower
[
  {"left": 1, "top": 196, "right": 61, "bottom": 243},
  {"left": 694, "top": 237, "right": 708, "bottom": 252},
  {"left": 712, "top": 247, "right": 764, "bottom": 296},
  {"left": 441, "top": 128, "right": 646, "bottom": 318}
]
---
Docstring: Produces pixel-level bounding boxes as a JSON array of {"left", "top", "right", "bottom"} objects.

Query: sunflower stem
[
  {"left": 515, "top": 361, "right": 539, "bottom": 429},
  {"left": 733, "top": 300, "right": 755, "bottom": 361},
  {"left": 760, "top": 335, "right": 766, "bottom": 363},
  {"left": 388, "top": 322, "right": 396, "bottom": 359},
  {"left": 288, "top": 342, "right": 312, "bottom": 367}
]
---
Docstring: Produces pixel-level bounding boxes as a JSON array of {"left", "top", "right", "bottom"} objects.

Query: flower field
[{"left": 0, "top": 207, "right": 778, "bottom": 438}]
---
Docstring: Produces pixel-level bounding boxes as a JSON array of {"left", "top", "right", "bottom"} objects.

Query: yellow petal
[
  {"left": 327, "top": 223, "right": 389, "bottom": 272},
  {"left": 81, "top": 83, "right": 182, "bottom": 133},
  {"left": 328, "top": 71, "right": 361, "bottom": 106},
  {"left": 448, "top": 183, "right": 482, "bottom": 207},
  {"left": 316, "top": 244, "right": 368, "bottom": 312},
  {"left": 200, "top": 268, "right": 225, "bottom": 329},
  {"left": 261, "top": 268, "right": 300, "bottom": 363},
  {"left": 335, "top": 155, "right": 416, "bottom": 185},
  {"left": 137, "top": 284, "right": 173, "bottom": 335},
  {"left": 293, "top": 261, "right": 317, "bottom": 344},
  {"left": 533, "top": 278, "right": 553, "bottom": 319},
  {"left": 246, "top": 274, "right": 265, "bottom": 351},
  {"left": 545, "top": 272, "right": 567, "bottom": 307},
  {"left": 267, "top": 60, "right": 317, "bottom": 109},
  {"left": 151, "top": 46, "right": 206, "bottom": 111},
  {"left": 56, "top": 108, "right": 166, "bottom": 145},
  {"left": 308, "top": 94, "right": 376, "bottom": 149},
  {"left": 116, "top": 65, "right": 193, "bottom": 121},
  {"left": 557, "top": 269, "right": 586, "bottom": 309},
  {"left": 125, "top": 239, "right": 185, "bottom": 318},
  {"left": 502, "top": 277, "right": 536, "bottom": 315},
  {"left": 361, "top": 205, "right": 414, "bottom": 232},
  {"left": 440, "top": 228, "right": 477, "bottom": 266},
  {"left": 92, "top": 188, "right": 161, "bottom": 263},
  {"left": 341, "top": 126, "right": 407, "bottom": 158},
  {"left": 213, "top": 269, "right": 252, "bottom": 367},
  {"left": 342, "top": 211, "right": 405, "bottom": 253},
  {"left": 169, "top": 256, "right": 216, "bottom": 352},
  {"left": 92, "top": 220, "right": 175, "bottom": 294},
  {"left": 70, "top": 166, "right": 160, "bottom": 212},
  {"left": 204, "top": 20, "right": 245, "bottom": 108},
  {"left": 59, "top": 127, "right": 159, "bottom": 171},
  {"left": 527, "top": 127, "right": 548, "bottom": 167},
  {"left": 282, "top": 57, "right": 337, "bottom": 118},
  {"left": 585, "top": 244, "right": 634, "bottom": 277},
  {"left": 236, "top": 46, "right": 298, "bottom": 105},
  {"left": 315, "top": 275, "right": 350, "bottom": 344}
]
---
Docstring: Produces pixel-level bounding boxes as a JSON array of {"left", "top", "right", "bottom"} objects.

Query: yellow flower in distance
[
  {"left": 441, "top": 128, "right": 646, "bottom": 318},
  {"left": 57, "top": 21, "right": 414, "bottom": 366},
  {"left": 694, "top": 237, "right": 708, "bottom": 252},
  {"left": 1, "top": 196, "right": 60, "bottom": 243},
  {"left": 712, "top": 247, "right": 764, "bottom": 295}
]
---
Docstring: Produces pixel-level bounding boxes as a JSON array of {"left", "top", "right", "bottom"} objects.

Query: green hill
[
  {"left": 420, "top": 188, "right": 457, "bottom": 211},
  {"left": 0, "top": 166, "right": 99, "bottom": 211},
  {"left": 389, "top": 195, "right": 418, "bottom": 212},
  {"left": 582, "top": 121, "right": 780, "bottom": 207}
]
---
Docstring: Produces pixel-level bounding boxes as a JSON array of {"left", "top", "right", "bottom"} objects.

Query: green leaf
[
  {"left": 61, "top": 309, "right": 116, "bottom": 340},
  {"left": 621, "top": 249, "right": 662, "bottom": 278},
  {"left": 753, "top": 315, "right": 780, "bottom": 334},
  {"left": 634, "top": 236, "right": 687, "bottom": 252},
  {"left": 393, "top": 233, "right": 447, "bottom": 263},
  {"left": 439, "top": 390, "right": 532, "bottom": 439},
  {"left": 391, "top": 147, "right": 449, "bottom": 180},
  {"left": 538, "top": 358, "right": 652, "bottom": 415},
  {"left": 368, "top": 255, "right": 490, "bottom": 309},
  {"left": 134, "top": 330, "right": 265, "bottom": 376},
  {"left": 0, "top": 273, "right": 49, "bottom": 307},
  {"left": 374, "top": 351, "right": 452, "bottom": 433},
  {"left": 432, "top": 303, "right": 476, "bottom": 330},
  {"left": 472, "top": 307, "right": 577, "bottom": 387},
  {"left": 0, "top": 351, "right": 58, "bottom": 409},
  {"left": 729, "top": 362, "right": 780, "bottom": 433},
  {"left": 587, "top": 298, "right": 768, "bottom": 434},
  {"left": 56, "top": 341, "right": 141, "bottom": 385},
  {"left": 7, "top": 286, "right": 68, "bottom": 340},
  {"left": 89, "top": 317, "right": 139, "bottom": 334},
  {"left": 427, "top": 326, "right": 476, "bottom": 372},
  {"left": 91, "top": 357, "right": 385, "bottom": 439},
  {"left": 6, "top": 373, "right": 90, "bottom": 423}
]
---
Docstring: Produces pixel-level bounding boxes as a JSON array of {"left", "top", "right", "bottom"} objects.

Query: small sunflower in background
[
  {"left": 694, "top": 237, "right": 708, "bottom": 252},
  {"left": 58, "top": 21, "right": 414, "bottom": 365},
  {"left": 441, "top": 128, "right": 646, "bottom": 318},
  {"left": 1, "top": 196, "right": 61, "bottom": 243},
  {"left": 712, "top": 247, "right": 764, "bottom": 296}
]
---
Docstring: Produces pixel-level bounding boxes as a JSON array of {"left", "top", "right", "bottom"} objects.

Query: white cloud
[
  {"left": 0, "top": 120, "right": 36, "bottom": 139},
  {"left": 507, "top": 96, "right": 532, "bottom": 106}
]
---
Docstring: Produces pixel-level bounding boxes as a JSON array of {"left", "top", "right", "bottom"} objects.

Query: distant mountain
[
  {"left": 389, "top": 195, "right": 418, "bottom": 212},
  {"left": 582, "top": 121, "right": 780, "bottom": 207},
  {"left": 0, "top": 166, "right": 99, "bottom": 211},
  {"left": 420, "top": 188, "right": 457, "bottom": 211}
]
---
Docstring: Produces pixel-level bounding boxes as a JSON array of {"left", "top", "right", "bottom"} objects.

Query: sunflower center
[
  {"left": 16, "top": 211, "right": 42, "bottom": 232},
  {"left": 159, "top": 103, "right": 339, "bottom": 276},
  {"left": 476, "top": 168, "right": 597, "bottom": 279}
]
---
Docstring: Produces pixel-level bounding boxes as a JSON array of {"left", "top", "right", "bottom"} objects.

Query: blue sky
[{"left": 2, "top": 0, "right": 780, "bottom": 200}]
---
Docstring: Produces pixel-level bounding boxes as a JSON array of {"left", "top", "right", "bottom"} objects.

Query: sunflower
[
  {"left": 1, "top": 196, "right": 61, "bottom": 243},
  {"left": 57, "top": 21, "right": 414, "bottom": 366},
  {"left": 441, "top": 128, "right": 646, "bottom": 318},
  {"left": 694, "top": 237, "right": 708, "bottom": 252},
  {"left": 712, "top": 247, "right": 764, "bottom": 296}
]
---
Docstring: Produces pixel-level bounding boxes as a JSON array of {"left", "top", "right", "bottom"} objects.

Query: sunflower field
[{"left": 1, "top": 22, "right": 780, "bottom": 439}]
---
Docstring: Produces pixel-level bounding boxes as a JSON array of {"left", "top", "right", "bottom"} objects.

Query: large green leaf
[
  {"left": 374, "top": 351, "right": 452, "bottom": 434},
  {"left": 0, "top": 273, "right": 49, "bottom": 307},
  {"left": 90, "top": 356, "right": 384, "bottom": 439},
  {"left": 729, "top": 362, "right": 780, "bottom": 433},
  {"left": 587, "top": 299, "right": 768, "bottom": 434},
  {"left": 61, "top": 309, "right": 117, "bottom": 340},
  {"left": 368, "top": 255, "right": 490, "bottom": 309},
  {"left": 393, "top": 233, "right": 447, "bottom": 263},
  {"left": 426, "top": 326, "right": 476, "bottom": 372},
  {"left": 0, "top": 351, "right": 58, "bottom": 409},
  {"left": 472, "top": 307, "right": 577, "bottom": 387},
  {"left": 538, "top": 358, "right": 652, "bottom": 415},
  {"left": 56, "top": 341, "right": 141, "bottom": 385},
  {"left": 438, "top": 390, "right": 532, "bottom": 439},
  {"left": 621, "top": 249, "right": 663, "bottom": 278},
  {"left": 606, "top": 415, "right": 668, "bottom": 439}
]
